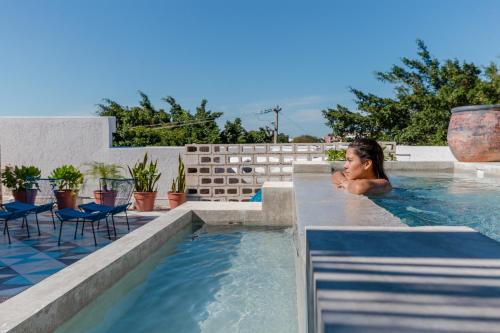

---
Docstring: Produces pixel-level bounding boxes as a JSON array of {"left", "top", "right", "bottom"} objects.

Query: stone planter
[{"left": 447, "top": 104, "right": 500, "bottom": 162}]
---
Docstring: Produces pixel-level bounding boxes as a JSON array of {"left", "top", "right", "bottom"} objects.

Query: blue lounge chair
[
  {"left": 79, "top": 178, "right": 135, "bottom": 236},
  {"left": 55, "top": 208, "right": 110, "bottom": 246},
  {"left": 0, "top": 207, "right": 33, "bottom": 244},
  {"left": 3, "top": 178, "right": 58, "bottom": 232}
]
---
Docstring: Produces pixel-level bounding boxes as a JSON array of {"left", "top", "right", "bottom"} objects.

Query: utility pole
[{"left": 259, "top": 105, "right": 282, "bottom": 143}]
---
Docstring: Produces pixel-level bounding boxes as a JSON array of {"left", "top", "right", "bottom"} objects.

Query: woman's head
[{"left": 343, "top": 138, "right": 388, "bottom": 180}]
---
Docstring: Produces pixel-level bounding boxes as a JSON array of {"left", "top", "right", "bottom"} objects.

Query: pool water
[
  {"left": 371, "top": 172, "right": 500, "bottom": 242},
  {"left": 57, "top": 225, "right": 298, "bottom": 333}
]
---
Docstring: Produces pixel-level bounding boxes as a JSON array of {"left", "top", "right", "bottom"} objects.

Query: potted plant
[
  {"left": 84, "top": 162, "right": 123, "bottom": 206},
  {"left": 1, "top": 165, "right": 41, "bottom": 204},
  {"left": 168, "top": 155, "right": 186, "bottom": 209},
  {"left": 128, "top": 153, "right": 161, "bottom": 211},
  {"left": 50, "top": 165, "right": 84, "bottom": 209}
]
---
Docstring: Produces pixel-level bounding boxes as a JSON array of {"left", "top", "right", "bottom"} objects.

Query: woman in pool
[{"left": 332, "top": 138, "right": 392, "bottom": 195}]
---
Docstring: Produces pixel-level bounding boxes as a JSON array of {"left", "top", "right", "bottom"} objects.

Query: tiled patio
[{"left": 0, "top": 211, "right": 157, "bottom": 302}]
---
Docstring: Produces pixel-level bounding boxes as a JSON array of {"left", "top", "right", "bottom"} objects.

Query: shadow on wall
[{"left": 307, "top": 229, "right": 500, "bottom": 333}]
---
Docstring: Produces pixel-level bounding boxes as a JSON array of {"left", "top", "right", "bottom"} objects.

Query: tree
[
  {"left": 322, "top": 40, "right": 500, "bottom": 145},
  {"left": 246, "top": 127, "right": 289, "bottom": 143},
  {"left": 220, "top": 118, "right": 248, "bottom": 144},
  {"left": 96, "top": 92, "right": 223, "bottom": 146},
  {"left": 292, "top": 135, "right": 322, "bottom": 143}
]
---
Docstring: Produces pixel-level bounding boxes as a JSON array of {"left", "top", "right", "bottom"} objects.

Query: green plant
[
  {"left": 127, "top": 153, "right": 161, "bottom": 192},
  {"left": 1, "top": 165, "right": 41, "bottom": 191},
  {"left": 84, "top": 162, "right": 123, "bottom": 191},
  {"left": 326, "top": 149, "right": 346, "bottom": 161},
  {"left": 50, "top": 165, "right": 84, "bottom": 191},
  {"left": 170, "top": 154, "right": 185, "bottom": 193}
]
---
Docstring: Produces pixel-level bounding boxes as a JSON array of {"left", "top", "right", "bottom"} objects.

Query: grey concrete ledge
[
  {"left": 298, "top": 161, "right": 456, "bottom": 174},
  {"left": 0, "top": 209, "right": 192, "bottom": 333}
]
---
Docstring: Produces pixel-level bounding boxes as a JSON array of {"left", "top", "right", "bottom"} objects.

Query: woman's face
[{"left": 343, "top": 148, "right": 372, "bottom": 180}]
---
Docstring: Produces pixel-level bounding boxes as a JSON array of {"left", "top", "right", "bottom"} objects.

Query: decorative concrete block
[
  {"left": 186, "top": 175, "right": 198, "bottom": 186},
  {"left": 184, "top": 154, "right": 199, "bottom": 165},
  {"left": 213, "top": 188, "right": 226, "bottom": 196},
  {"left": 185, "top": 145, "right": 198, "bottom": 154},
  {"left": 254, "top": 166, "right": 267, "bottom": 174},
  {"left": 227, "top": 177, "right": 240, "bottom": 185},
  {"left": 240, "top": 176, "right": 253, "bottom": 185},
  {"left": 225, "top": 187, "right": 239, "bottom": 196},
  {"left": 199, "top": 155, "right": 224, "bottom": 164},
  {"left": 186, "top": 187, "right": 198, "bottom": 195},
  {"left": 198, "top": 187, "right": 211, "bottom": 196},
  {"left": 240, "top": 166, "right": 254, "bottom": 175}
]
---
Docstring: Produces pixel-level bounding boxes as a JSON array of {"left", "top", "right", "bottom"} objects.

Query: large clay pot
[
  {"left": 13, "top": 189, "right": 38, "bottom": 204},
  {"left": 133, "top": 192, "right": 157, "bottom": 211},
  {"left": 55, "top": 190, "right": 77, "bottom": 209},
  {"left": 94, "top": 190, "right": 117, "bottom": 206},
  {"left": 448, "top": 105, "right": 500, "bottom": 162},
  {"left": 167, "top": 192, "right": 186, "bottom": 209}
]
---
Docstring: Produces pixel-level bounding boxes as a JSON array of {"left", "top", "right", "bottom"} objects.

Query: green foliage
[
  {"left": 220, "top": 118, "right": 248, "bottom": 144},
  {"left": 1, "top": 165, "right": 41, "bottom": 191},
  {"left": 322, "top": 40, "right": 500, "bottom": 145},
  {"left": 245, "top": 127, "right": 289, "bottom": 143},
  {"left": 96, "top": 92, "right": 223, "bottom": 147},
  {"left": 292, "top": 135, "right": 322, "bottom": 143},
  {"left": 84, "top": 162, "right": 123, "bottom": 191},
  {"left": 97, "top": 93, "right": 292, "bottom": 146},
  {"left": 127, "top": 153, "right": 161, "bottom": 192},
  {"left": 325, "top": 149, "right": 346, "bottom": 161},
  {"left": 50, "top": 165, "right": 84, "bottom": 191},
  {"left": 170, "top": 155, "right": 186, "bottom": 193}
]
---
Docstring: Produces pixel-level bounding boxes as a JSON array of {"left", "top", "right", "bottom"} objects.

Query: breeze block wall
[{"left": 184, "top": 142, "right": 396, "bottom": 201}]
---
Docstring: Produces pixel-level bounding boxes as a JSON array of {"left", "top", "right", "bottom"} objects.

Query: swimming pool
[
  {"left": 56, "top": 225, "right": 298, "bottom": 333},
  {"left": 371, "top": 172, "right": 500, "bottom": 242}
]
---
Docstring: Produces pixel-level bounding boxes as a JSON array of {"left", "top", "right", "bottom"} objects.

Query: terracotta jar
[
  {"left": 447, "top": 105, "right": 500, "bottom": 162},
  {"left": 167, "top": 192, "right": 186, "bottom": 209},
  {"left": 133, "top": 192, "right": 157, "bottom": 211}
]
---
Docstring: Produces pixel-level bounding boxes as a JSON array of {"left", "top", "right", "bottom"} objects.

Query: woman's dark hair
[{"left": 348, "top": 138, "right": 388, "bottom": 180}]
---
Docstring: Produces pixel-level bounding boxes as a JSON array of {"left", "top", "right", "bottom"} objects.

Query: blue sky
[{"left": 0, "top": 0, "right": 499, "bottom": 137}]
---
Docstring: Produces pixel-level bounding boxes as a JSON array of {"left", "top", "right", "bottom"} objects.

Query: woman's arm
[
  {"left": 339, "top": 178, "right": 392, "bottom": 195},
  {"left": 332, "top": 171, "right": 346, "bottom": 186}
]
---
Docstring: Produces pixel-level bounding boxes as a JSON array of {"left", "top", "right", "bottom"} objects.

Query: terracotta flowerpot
[
  {"left": 55, "top": 190, "right": 77, "bottom": 209},
  {"left": 94, "top": 190, "right": 117, "bottom": 206},
  {"left": 167, "top": 192, "right": 186, "bottom": 209},
  {"left": 448, "top": 104, "right": 500, "bottom": 162},
  {"left": 13, "top": 189, "right": 38, "bottom": 204},
  {"left": 133, "top": 192, "right": 157, "bottom": 212}
]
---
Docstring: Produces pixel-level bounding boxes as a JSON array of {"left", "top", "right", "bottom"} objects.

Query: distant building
[{"left": 323, "top": 135, "right": 335, "bottom": 143}]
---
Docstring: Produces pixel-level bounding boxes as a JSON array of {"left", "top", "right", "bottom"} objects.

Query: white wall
[
  {"left": 0, "top": 117, "right": 183, "bottom": 205},
  {"left": 396, "top": 145, "right": 457, "bottom": 161}
]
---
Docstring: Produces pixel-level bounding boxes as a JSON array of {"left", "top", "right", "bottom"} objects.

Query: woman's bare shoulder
[{"left": 348, "top": 178, "right": 392, "bottom": 195}]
